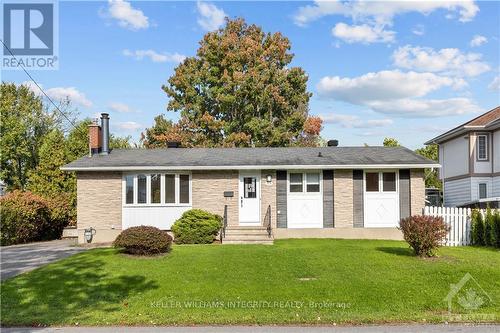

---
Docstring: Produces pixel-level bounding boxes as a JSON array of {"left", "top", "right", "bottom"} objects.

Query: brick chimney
[{"left": 88, "top": 119, "right": 102, "bottom": 156}]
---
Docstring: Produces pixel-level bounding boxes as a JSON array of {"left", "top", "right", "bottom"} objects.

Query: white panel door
[
  {"left": 364, "top": 171, "right": 399, "bottom": 228},
  {"left": 239, "top": 172, "right": 261, "bottom": 225},
  {"left": 287, "top": 171, "right": 323, "bottom": 228}
]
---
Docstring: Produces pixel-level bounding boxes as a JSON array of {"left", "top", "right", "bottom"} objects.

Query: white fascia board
[{"left": 61, "top": 163, "right": 441, "bottom": 171}]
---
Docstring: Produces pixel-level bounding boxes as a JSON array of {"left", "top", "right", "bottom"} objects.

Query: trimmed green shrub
[
  {"left": 471, "top": 209, "right": 485, "bottom": 246},
  {"left": 114, "top": 226, "right": 172, "bottom": 255},
  {"left": 0, "top": 190, "right": 51, "bottom": 246},
  {"left": 484, "top": 207, "right": 494, "bottom": 246},
  {"left": 171, "top": 209, "right": 222, "bottom": 244},
  {"left": 493, "top": 211, "right": 500, "bottom": 248},
  {"left": 399, "top": 215, "right": 449, "bottom": 257}
]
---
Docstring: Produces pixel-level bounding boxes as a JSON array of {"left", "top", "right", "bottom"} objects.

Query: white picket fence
[{"left": 423, "top": 206, "right": 472, "bottom": 246}]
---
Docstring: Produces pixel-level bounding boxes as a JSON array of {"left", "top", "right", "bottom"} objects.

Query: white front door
[
  {"left": 239, "top": 171, "right": 260, "bottom": 225},
  {"left": 364, "top": 171, "right": 399, "bottom": 227}
]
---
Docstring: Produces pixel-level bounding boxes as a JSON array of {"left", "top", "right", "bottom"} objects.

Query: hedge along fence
[{"left": 424, "top": 206, "right": 500, "bottom": 247}]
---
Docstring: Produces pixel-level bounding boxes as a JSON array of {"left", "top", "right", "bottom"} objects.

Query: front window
[
  {"left": 306, "top": 173, "right": 320, "bottom": 192},
  {"left": 366, "top": 173, "right": 379, "bottom": 192},
  {"left": 289, "top": 173, "right": 303, "bottom": 192},
  {"left": 165, "top": 174, "right": 176, "bottom": 204},
  {"left": 150, "top": 174, "right": 161, "bottom": 204},
  {"left": 179, "top": 174, "right": 190, "bottom": 203},
  {"left": 124, "top": 173, "right": 191, "bottom": 205},
  {"left": 366, "top": 172, "right": 397, "bottom": 192},
  {"left": 479, "top": 183, "right": 487, "bottom": 199},
  {"left": 289, "top": 172, "right": 320, "bottom": 193},
  {"left": 125, "top": 175, "right": 134, "bottom": 204},
  {"left": 383, "top": 172, "right": 396, "bottom": 192},
  {"left": 477, "top": 135, "right": 488, "bottom": 160},
  {"left": 137, "top": 174, "right": 147, "bottom": 204}
]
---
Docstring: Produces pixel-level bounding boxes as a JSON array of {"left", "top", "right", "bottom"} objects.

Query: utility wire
[{"left": 1, "top": 39, "right": 79, "bottom": 130}]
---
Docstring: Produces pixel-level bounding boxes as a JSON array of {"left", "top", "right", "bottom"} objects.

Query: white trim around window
[
  {"left": 122, "top": 172, "right": 192, "bottom": 207},
  {"left": 477, "top": 134, "right": 488, "bottom": 161},
  {"left": 287, "top": 170, "right": 322, "bottom": 194}
]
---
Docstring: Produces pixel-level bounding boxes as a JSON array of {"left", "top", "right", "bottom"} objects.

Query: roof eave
[{"left": 61, "top": 163, "right": 441, "bottom": 172}]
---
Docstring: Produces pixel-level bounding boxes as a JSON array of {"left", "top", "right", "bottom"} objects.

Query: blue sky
[{"left": 3, "top": 0, "right": 500, "bottom": 149}]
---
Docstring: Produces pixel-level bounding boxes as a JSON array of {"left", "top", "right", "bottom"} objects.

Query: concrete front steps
[{"left": 222, "top": 226, "right": 274, "bottom": 245}]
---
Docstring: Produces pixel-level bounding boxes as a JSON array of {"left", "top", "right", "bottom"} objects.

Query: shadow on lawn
[
  {"left": 1, "top": 250, "right": 158, "bottom": 324},
  {"left": 376, "top": 246, "right": 414, "bottom": 257}
]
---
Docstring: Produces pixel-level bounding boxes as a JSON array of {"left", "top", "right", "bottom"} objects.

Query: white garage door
[
  {"left": 363, "top": 171, "right": 399, "bottom": 227},
  {"left": 287, "top": 171, "right": 323, "bottom": 228}
]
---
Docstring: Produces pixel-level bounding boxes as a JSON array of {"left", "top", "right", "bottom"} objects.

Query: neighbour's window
[
  {"left": 151, "top": 174, "right": 161, "bottom": 203},
  {"left": 366, "top": 173, "right": 379, "bottom": 192},
  {"left": 477, "top": 135, "right": 488, "bottom": 160},
  {"left": 165, "top": 174, "right": 176, "bottom": 204},
  {"left": 137, "top": 174, "right": 147, "bottom": 203},
  {"left": 125, "top": 175, "right": 134, "bottom": 204},
  {"left": 289, "top": 173, "right": 303, "bottom": 192},
  {"left": 479, "top": 183, "right": 487, "bottom": 199},
  {"left": 383, "top": 172, "right": 396, "bottom": 192},
  {"left": 306, "top": 173, "right": 320, "bottom": 192},
  {"left": 179, "top": 175, "right": 190, "bottom": 203}
]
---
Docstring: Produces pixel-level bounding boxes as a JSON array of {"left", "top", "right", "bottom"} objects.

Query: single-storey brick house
[{"left": 62, "top": 114, "right": 439, "bottom": 244}]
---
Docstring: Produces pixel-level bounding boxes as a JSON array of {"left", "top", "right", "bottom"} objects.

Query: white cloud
[
  {"left": 332, "top": 23, "right": 395, "bottom": 44},
  {"left": 45, "top": 87, "right": 93, "bottom": 108},
  {"left": 293, "top": 0, "right": 479, "bottom": 26},
  {"left": 489, "top": 76, "right": 500, "bottom": 91},
  {"left": 367, "top": 98, "right": 482, "bottom": 117},
  {"left": 108, "top": 102, "right": 136, "bottom": 113},
  {"left": 197, "top": 1, "right": 226, "bottom": 31},
  {"left": 21, "top": 81, "right": 93, "bottom": 108},
  {"left": 322, "top": 113, "right": 393, "bottom": 128},
  {"left": 412, "top": 24, "right": 425, "bottom": 36},
  {"left": 470, "top": 34, "right": 487, "bottom": 47},
  {"left": 392, "top": 45, "right": 490, "bottom": 77},
  {"left": 317, "top": 70, "right": 463, "bottom": 103},
  {"left": 123, "top": 49, "right": 186, "bottom": 63},
  {"left": 117, "top": 121, "right": 142, "bottom": 131},
  {"left": 104, "top": 0, "right": 149, "bottom": 30},
  {"left": 316, "top": 70, "right": 480, "bottom": 117}
]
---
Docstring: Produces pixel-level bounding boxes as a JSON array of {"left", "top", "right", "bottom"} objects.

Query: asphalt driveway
[{"left": 1, "top": 239, "right": 85, "bottom": 281}]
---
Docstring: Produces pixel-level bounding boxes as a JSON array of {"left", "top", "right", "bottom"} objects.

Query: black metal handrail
[
  {"left": 265, "top": 204, "right": 272, "bottom": 238},
  {"left": 220, "top": 204, "right": 228, "bottom": 242}
]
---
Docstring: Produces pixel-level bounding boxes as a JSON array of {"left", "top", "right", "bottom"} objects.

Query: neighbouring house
[
  {"left": 62, "top": 113, "right": 438, "bottom": 244},
  {"left": 425, "top": 106, "right": 500, "bottom": 208}
]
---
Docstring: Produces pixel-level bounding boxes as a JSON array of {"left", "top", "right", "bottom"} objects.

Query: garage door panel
[{"left": 287, "top": 195, "right": 323, "bottom": 228}]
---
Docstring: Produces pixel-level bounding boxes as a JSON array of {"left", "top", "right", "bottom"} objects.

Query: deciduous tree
[{"left": 156, "top": 18, "right": 318, "bottom": 147}]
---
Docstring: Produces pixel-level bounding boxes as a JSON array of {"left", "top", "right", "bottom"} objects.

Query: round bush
[
  {"left": 171, "top": 209, "right": 222, "bottom": 244},
  {"left": 0, "top": 190, "right": 51, "bottom": 246},
  {"left": 399, "top": 215, "right": 449, "bottom": 257},
  {"left": 113, "top": 226, "right": 172, "bottom": 255}
]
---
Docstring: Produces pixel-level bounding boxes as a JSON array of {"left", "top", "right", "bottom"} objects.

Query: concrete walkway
[
  {"left": 1, "top": 239, "right": 86, "bottom": 281},
  {"left": 1, "top": 325, "right": 498, "bottom": 333}
]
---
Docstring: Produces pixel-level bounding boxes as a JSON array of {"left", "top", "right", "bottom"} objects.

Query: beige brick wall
[
  {"left": 77, "top": 172, "right": 122, "bottom": 243},
  {"left": 334, "top": 170, "right": 354, "bottom": 228},
  {"left": 192, "top": 170, "right": 239, "bottom": 226},
  {"left": 261, "top": 170, "right": 277, "bottom": 228},
  {"left": 410, "top": 169, "right": 425, "bottom": 215}
]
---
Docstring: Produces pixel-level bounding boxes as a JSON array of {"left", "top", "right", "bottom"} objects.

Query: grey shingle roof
[{"left": 62, "top": 146, "right": 439, "bottom": 170}]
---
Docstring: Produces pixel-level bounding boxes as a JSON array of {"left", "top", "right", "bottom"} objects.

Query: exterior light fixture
[
  {"left": 266, "top": 174, "right": 272, "bottom": 183},
  {"left": 84, "top": 227, "right": 96, "bottom": 243}
]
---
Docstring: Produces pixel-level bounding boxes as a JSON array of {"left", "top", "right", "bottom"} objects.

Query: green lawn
[{"left": 1, "top": 239, "right": 499, "bottom": 326}]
